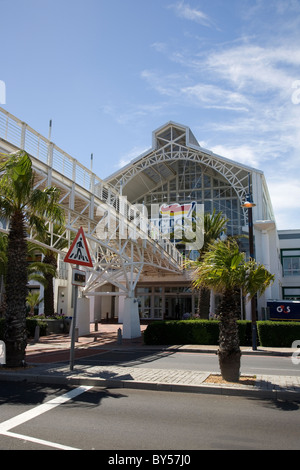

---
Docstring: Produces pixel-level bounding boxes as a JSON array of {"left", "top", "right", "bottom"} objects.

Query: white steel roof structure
[
  {"left": 0, "top": 108, "right": 183, "bottom": 336},
  {"left": 0, "top": 110, "right": 281, "bottom": 328},
  {"left": 106, "top": 121, "right": 275, "bottom": 230}
]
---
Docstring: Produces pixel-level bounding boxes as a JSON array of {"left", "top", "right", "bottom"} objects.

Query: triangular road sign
[{"left": 64, "top": 227, "right": 93, "bottom": 267}]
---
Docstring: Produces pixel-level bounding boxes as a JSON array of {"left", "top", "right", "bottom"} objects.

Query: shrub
[
  {"left": 257, "top": 321, "right": 300, "bottom": 347},
  {"left": 0, "top": 317, "right": 48, "bottom": 340},
  {"left": 143, "top": 320, "right": 251, "bottom": 346},
  {"left": 26, "top": 318, "right": 48, "bottom": 337}
]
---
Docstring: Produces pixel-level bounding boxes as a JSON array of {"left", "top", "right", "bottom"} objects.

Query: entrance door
[{"left": 165, "top": 296, "right": 192, "bottom": 319}]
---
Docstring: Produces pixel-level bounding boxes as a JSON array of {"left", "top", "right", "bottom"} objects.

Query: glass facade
[
  {"left": 134, "top": 160, "right": 244, "bottom": 237},
  {"left": 283, "top": 287, "right": 300, "bottom": 300},
  {"left": 133, "top": 160, "right": 250, "bottom": 319},
  {"left": 136, "top": 285, "right": 196, "bottom": 320},
  {"left": 281, "top": 249, "right": 300, "bottom": 277}
]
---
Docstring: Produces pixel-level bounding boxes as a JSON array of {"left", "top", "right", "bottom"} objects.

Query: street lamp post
[{"left": 242, "top": 174, "right": 257, "bottom": 351}]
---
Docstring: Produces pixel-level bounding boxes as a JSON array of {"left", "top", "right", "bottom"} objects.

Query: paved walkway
[{"left": 1, "top": 323, "right": 300, "bottom": 400}]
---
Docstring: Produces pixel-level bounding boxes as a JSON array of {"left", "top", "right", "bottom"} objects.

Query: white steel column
[{"left": 122, "top": 293, "right": 141, "bottom": 339}]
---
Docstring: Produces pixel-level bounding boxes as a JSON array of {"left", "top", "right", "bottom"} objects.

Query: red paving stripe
[{"left": 26, "top": 348, "right": 107, "bottom": 364}]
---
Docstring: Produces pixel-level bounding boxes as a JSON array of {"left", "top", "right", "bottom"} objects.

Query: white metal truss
[
  {"left": 106, "top": 122, "right": 257, "bottom": 223},
  {"left": 0, "top": 107, "right": 183, "bottom": 299}
]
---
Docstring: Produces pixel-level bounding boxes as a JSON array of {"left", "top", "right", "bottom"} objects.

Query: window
[
  {"left": 283, "top": 287, "right": 300, "bottom": 300},
  {"left": 282, "top": 250, "right": 300, "bottom": 276},
  {"left": 134, "top": 160, "right": 244, "bottom": 239}
]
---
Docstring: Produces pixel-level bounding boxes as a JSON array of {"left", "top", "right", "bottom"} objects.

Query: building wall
[{"left": 279, "top": 230, "right": 300, "bottom": 300}]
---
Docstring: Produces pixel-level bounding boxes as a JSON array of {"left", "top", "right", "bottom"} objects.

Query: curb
[
  {"left": 1, "top": 369, "right": 299, "bottom": 401},
  {"left": 141, "top": 347, "right": 294, "bottom": 357}
]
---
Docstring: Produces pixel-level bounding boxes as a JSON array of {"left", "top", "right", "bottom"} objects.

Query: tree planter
[
  {"left": 45, "top": 319, "right": 65, "bottom": 334},
  {"left": 218, "top": 350, "right": 241, "bottom": 382}
]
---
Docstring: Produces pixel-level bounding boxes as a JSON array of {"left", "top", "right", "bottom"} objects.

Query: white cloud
[
  {"left": 209, "top": 143, "right": 260, "bottom": 169},
  {"left": 141, "top": 70, "right": 173, "bottom": 96},
  {"left": 180, "top": 83, "right": 250, "bottom": 111},
  {"left": 206, "top": 44, "right": 300, "bottom": 96},
  {"left": 116, "top": 146, "right": 149, "bottom": 169},
  {"left": 267, "top": 178, "right": 300, "bottom": 230},
  {"left": 269, "top": 179, "right": 300, "bottom": 210},
  {"left": 169, "top": 1, "right": 213, "bottom": 27},
  {"left": 102, "top": 98, "right": 167, "bottom": 126},
  {"left": 151, "top": 42, "right": 168, "bottom": 53}
]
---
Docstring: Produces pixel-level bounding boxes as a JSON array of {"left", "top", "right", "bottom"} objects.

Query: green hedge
[
  {"left": 257, "top": 321, "right": 300, "bottom": 347},
  {"left": 144, "top": 320, "right": 251, "bottom": 346},
  {"left": 0, "top": 317, "right": 48, "bottom": 340},
  {"left": 144, "top": 320, "right": 300, "bottom": 347},
  {"left": 26, "top": 318, "right": 48, "bottom": 337}
]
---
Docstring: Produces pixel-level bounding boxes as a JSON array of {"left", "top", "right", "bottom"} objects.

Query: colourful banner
[{"left": 159, "top": 202, "right": 195, "bottom": 217}]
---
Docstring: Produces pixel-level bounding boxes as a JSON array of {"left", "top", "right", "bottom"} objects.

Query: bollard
[
  {"left": 117, "top": 327, "right": 122, "bottom": 345},
  {"left": 34, "top": 325, "right": 40, "bottom": 342},
  {"left": 75, "top": 327, "right": 79, "bottom": 342},
  {"left": 95, "top": 321, "right": 98, "bottom": 332}
]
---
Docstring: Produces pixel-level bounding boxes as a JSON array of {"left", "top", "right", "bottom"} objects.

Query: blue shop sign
[{"left": 267, "top": 301, "right": 300, "bottom": 321}]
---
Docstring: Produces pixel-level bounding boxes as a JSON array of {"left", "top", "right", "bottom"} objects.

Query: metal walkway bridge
[{"left": 0, "top": 107, "right": 183, "bottom": 337}]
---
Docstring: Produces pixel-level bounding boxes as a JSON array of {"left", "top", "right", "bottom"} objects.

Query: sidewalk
[{"left": 0, "top": 323, "right": 300, "bottom": 401}]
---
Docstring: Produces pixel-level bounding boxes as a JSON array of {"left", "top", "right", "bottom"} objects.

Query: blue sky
[{"left": 1, "top": 0, "right": 300, "bottom": 230}]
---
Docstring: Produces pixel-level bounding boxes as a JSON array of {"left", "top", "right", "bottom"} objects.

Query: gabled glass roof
[{"left": 105, "top": 121, "right": 266, "bottom": 213}]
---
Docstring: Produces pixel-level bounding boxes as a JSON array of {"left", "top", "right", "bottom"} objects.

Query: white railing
[{"left": 0, "top": 107, "right": 183, "bottom": 268}]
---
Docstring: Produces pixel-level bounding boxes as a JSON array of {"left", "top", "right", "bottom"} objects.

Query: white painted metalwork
[
  {"left": 106, "top": 122, "right": 261, "bottom": 225},
  {"left": 0, "top": 108, "right": 183, "bottom": 314}
]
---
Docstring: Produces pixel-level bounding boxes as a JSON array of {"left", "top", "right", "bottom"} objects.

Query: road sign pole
[
  {"left": 70, "top": 266, "right": 79, "bottom": 371},
  {"left": 64, "top": 228, "right": 93, "bottom": 371}
]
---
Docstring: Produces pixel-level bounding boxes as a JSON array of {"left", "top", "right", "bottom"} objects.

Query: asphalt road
[
  {"left": 75, "top": 349, "right": 300, "bottom": 377},
  {"left": 1, "top": 382, "right": 300, "bottom": 451}
]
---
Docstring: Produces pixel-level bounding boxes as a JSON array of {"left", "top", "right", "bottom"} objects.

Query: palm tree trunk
[
  {"left": 43, "top": 253, "right": 57, "bottom": 317},
  {"left": 4, "top": 211, "right": 28, "bottom": 367},
  {"left": 198, "top": 287, "right": 210, "bottom": 319},
  {"left": 217, "top": 289, "right": 241, "bottom": 382}
]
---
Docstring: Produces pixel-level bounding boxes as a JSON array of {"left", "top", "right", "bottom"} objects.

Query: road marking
[
  {"left": 0, "top": 385, "right": 93, "bottom": 449},
  {"left": 1, "top": 430, "right": 80, "bottom": 450}
]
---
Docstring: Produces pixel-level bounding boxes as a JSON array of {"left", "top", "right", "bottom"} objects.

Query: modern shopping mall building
[
  {"left": 101, "top": 121, "right": 286, "bottom": 323},
  {"left": 1, "top": 112, "right": 299, "bottom": 327}
]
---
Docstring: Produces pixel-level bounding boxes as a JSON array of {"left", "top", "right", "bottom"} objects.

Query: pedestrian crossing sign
[{"left": 64, "top": 227, "right": 93, "bottom": 267}]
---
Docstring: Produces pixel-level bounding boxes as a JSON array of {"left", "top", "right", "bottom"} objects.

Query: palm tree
[
  {"left": 196, "top": 209, "right": 228, "bottom": 319},
  {"left": 0, "top": 236, "right": 57, "bottom": 317},
  {"left": 191, "top": 239, "right": 274, "bottom": 381},
  {"left": 0, "top": 151, "right": 64, "bottom": 367},
  {"left": 183, "top": 209, "right": 228, "bottom": 318},
  {"left": 26, "top": 291, "right": 43, "bottom": 315},
  {"left": 0, "top": 232, "right": 8, "bottom": 317},
  {"left": 35, "top": 224, "right": 69, "bottom": 317}
]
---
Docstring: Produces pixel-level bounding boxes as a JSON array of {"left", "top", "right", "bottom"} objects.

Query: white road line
[
  {"left": 1, "top": 430, "right": 80, "bottom": 450},
  {"left": 0, "top": 385, "right": 93, "bottom": 449}
]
